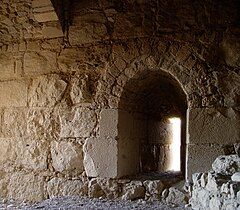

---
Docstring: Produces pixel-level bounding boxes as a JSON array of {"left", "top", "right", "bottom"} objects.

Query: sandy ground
[{"left": 0, "top": 196, "right": 192, "bottom": 210}]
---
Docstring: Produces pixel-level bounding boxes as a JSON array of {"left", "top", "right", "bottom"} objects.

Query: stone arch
[{"left": 117, "top": 69, "right": 188, "bottom": 178}]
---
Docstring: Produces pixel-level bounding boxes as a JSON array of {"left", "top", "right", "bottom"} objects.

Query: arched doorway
[{"left": 117, "top": 70, "right": 187, "bottom": 179}]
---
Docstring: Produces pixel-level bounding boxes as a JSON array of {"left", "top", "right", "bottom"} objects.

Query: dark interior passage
[{"left": 117, "top": 71, "right": 187, "bottom": 178}]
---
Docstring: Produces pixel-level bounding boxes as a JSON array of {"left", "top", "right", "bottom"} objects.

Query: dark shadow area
[{"left": 117, "top": 70, "right": 187, "bottom": 180}]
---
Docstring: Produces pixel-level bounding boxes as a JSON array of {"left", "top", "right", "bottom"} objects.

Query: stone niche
[{"left": 84, "top": 71, "right": 188, "bottom": 179}]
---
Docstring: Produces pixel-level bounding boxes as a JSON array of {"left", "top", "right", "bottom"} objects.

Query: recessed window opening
[{"left": 117, "top": 71, "right": 187, "bottom": 179}]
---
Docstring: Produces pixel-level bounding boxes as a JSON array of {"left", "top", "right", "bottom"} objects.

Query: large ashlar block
[
  {"left": 24, "top": 51, "right": 57, "bottom": 76},
  {"left": 28, "top": 75, "right": 67, "bottom": 107},
  {"left": 47, "top": 177, "right": 87, "bottom": 198},
  {"left": 83, "top": 137, "right": 118, "bottom": 178},
  {"left": 0, "top": 80, "right": 28, "bottom": 107},
  {"left": 7, "top": 172, "right": 46, "bottom": 202},
  {"left": 59, "top": 107, "right": 97, "bottom": 138},
  {"left": 188, "top": 108, "right": 240, "bottom": 145},
  {"left": 187, "top": 144, "right": 224, "bottom": 180},
  {"left": 0, "top": 138, "right": 16, "bottom": 170},
  {"left": 0, "top": 54, "right": 16, "bottom": 79},
  {"left": 51, "top": 140, "right": 84, "bottom": 173}
]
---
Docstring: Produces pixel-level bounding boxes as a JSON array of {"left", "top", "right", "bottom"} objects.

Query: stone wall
[{"left": 0, "top": 0, "right": 239, "bottom": 202}]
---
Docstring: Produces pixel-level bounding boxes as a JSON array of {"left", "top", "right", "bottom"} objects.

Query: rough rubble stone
[
  {"left": 212, "top": 155, "right": 240, "bottom": 176},
  {"left": 231, "top": 172, "right": 240, "bottom": 182},
  {"left": 164, "top": 187, "right": 187, "bottom": 205},
  {"left": 121, "top": 181, "right": 145, "bottom": 201}
]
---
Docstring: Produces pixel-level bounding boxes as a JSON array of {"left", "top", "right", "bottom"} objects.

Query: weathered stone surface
[
  {"left": 70, "top": 77, "right": 92, "bottom": 104},
  {"left": 97, "top": 178, "right": 120, "bottom": 199},
  {"left": 24, "top": 51, "right": 57, "bottom": 76},
  {"left": 27, "top": 108, "right": 60, "bottom": 139},
  {"left": 212, "top": 155, "right": 240, "bottom": 176},
  {"left": 0, "top": 80, "right": 28, "bottom": 107},
  {"left": 51, "top": 140, "right": 84, "bottom": 173},
  {"left": 59, "top": 107, "right": 97, "bottom": 138},
  {"left": 1, "top": 108, "right": 27, "bottom": 137},
  {"left": 121, "top": 181, "right": 145, "bottom": 201},
  {"left": 188, "top": 108, "right": 240, "bottom": 145},
  {"left": 143, "top": 180, "right": 164, "bottom": 196},
  {"left": 231, "top": 172, "right": 240, "bottom": 182},
  {"left": 28, "top": 75, "right": 67, "bottom": 107},
  {"left": 16, "top": 138, "right": 49, "bottom": 171},
  {"left": 83, "top": 137, "right": 118, "bottom": 178},
  {"left": 0, "top": 54, "right": 16, "bottom": 79},
  {"left": 8, "top": 172, "right": 46, "bottom": 202},
  {"left": 164, "top": 187, "right": 187, "bottom": 205},
  {"left": 88, "top": 178, "right": 105, "bottom": 198},
  {"left": 0, "top": 138, "right": 16, "bottom": 171},
  {"left": 47, "top": 177, "right": 88, "bottom": 198}
]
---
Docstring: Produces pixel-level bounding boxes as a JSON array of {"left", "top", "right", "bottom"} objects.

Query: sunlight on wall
[{"left": 168, "top": 117, "right": 181, "bottom": 171}]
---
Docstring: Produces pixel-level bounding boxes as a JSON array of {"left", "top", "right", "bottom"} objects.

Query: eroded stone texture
[
  {"left": 51, "top": 140, "right": 84, "bottom": 173},
  {"left": 28, "top": 75, "right": 67, "bottom": 107},
  {"left": 0, "top": 0, "right": 239, "bottom": 204}
]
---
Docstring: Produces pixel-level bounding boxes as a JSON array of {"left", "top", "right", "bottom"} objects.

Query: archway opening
[{"left": 117, "top": 70, "right": 187, "bottom": 179}]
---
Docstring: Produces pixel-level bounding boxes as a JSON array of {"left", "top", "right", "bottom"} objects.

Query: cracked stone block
[
  {"left": 28, "top": 75, "right": 67, "bottom": 107},
  {"left": 51, "top": 140, "right": 84, "bottom": 173}
]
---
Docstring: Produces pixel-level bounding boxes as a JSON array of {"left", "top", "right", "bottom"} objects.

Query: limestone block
[
  {"left": 188, "top": 108, "right": 240, "bottom": 145},
  {"left": 187, "top": 144, "right": 224, "bottom": 179},
  {"left": 88, "top": 178, "right": 105, "bottom": 198},
  {"left": 1, "top": 108, "right": 27, "bottom": 137},
  {"left": 97, "top": 178, "right": 120, "bottom": 199},
  {"left": 47, "top": 177, "right": 87, "bottom": 198},
  {"left": 51, "top": 140, "right": 84, "bottom": 173},
  {"left": 83, "top": 137, "right": 118, "bottom": 178},
  {"left": 42, "top": 26, "right": 63, "bottom": 38},
  {"left": 70, "top": 77, "right": 92, "bottom": 104},
  {"left": 0, "top": 80, "right": 28, "bottom": 107},
  {"left": 0, "top": 173, "right": 9, "bottom": 199},
  {"left": 212, "top": 155, "right": 240, "bottom": 176},
  {"left": 231, "top": 172, "right": 240, "bottom": 182},
  {"left": 27, "top": 108, "right": 60, "bottom": 139},
  {"left": 28, "top": 75, "right": 67, "bottom": 107},
  {"left": 0, "top": 54, "right": 16, "bottom": 79},
  {"left": 121, "top": 181, "right": 145, "bottom": 200},
  {"left": 34, "top": 11, "right": 58, "bottom": 22},
  {"left": 32, "top": 0, "right": 52, "bottom": 8},
  {"left": 99, "top": 109, "right": 118, "bottom": 138},
  {"left": 68, "top": 12, "right": 108, "bottom": 45},
  {"left": 24, "top": 51, "right": 57, "bottom": 76},
  {"left": 143, "top": 180, "right": 164, "bottom": 195},
  {"left": 0, "top": 138, "right": 16, "bottom": 171},
  {"left": 16, "top": 138, "right": 49, "bottom": 171},
  {"left": 164, "top": 187, "right": 187, "bottom": 205},
  {"left": 59, "top": 107, "right": 97, "bottom": 138},
  {"left": 7, "top": 172, "right": 46, "bottom": 202}
]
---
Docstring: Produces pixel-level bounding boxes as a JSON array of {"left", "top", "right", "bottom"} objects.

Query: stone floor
[{"left": 0, "top": 197, "right": 192, "bottom": 210}]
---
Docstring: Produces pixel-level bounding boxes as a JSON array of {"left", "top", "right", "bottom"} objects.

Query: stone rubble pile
[{"left": 189, "top": 154, "right": 240, "bottom": 210}]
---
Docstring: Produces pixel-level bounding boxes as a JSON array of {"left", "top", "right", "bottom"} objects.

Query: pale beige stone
[
  {"left": 188, "top": 108, "right": 240, "bottom": 145},
  {"left": 32, "top": 0, "right": 52, "bottom": 8},
  {"left": 122, "top": 181, "right": 145, "bottom": 200},
  {"left": 16, "top": 138, "right": 49, "bottom": 171},
  {"left": 0, "top": 138, "right": 16, "bottom": 170},
  {"left": 70, "top": 77, "right": 92, "bottom": 104},
  {"left": 34, "top": 12, "right": 58, "bottom": 22},
  {"left": 42, "top": 26, "right": 64, "bottom": 38},
  {"left": 0, "top": 80, "right": 28, "bottom": 107},
  {"left": 47, "top": 177, "right": 87, "bottom": 198},
  {"left": 51, "top": 140, "right": 84, "bottom": 173},
  {"left": 8, "top": 172, "right": 46, "bottom": 202},
  {"left": 1, "top": 108, "right": 27, "bottom": 138},
  {"left": 88, "top": 178, "right": 105, "bottom": 198},
  {"left": 24, "top": 51, "right": 57, "bottom": 76},
  {"left": 83, "top": 137, "right": 118, "bottom": 178},
  {"left": 59, "top": 107, "right": 97, "bottom": 138},
  {"left": 0, "top": 54, "right": 16, "bottom": 79},
  {"left": 27, "top": 108, "right": 60, "bottom": 139},
  {"left": 28, "top": 75, "right": 67, "bottom": 107}
]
